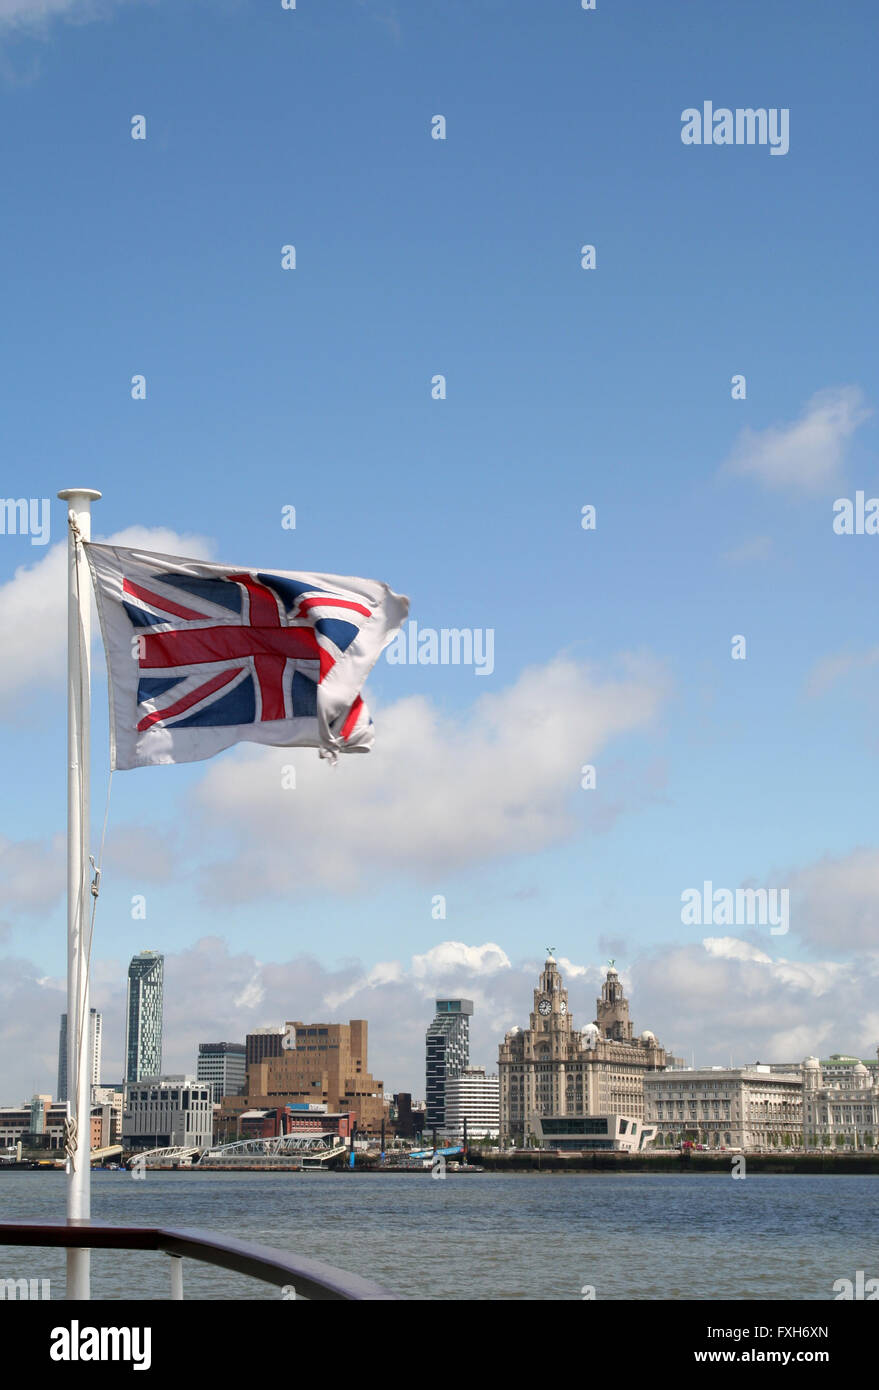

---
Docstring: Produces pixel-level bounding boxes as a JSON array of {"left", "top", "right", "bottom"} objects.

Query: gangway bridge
[
  {"left": 127, "top": 1146, "right": 201, "bottom": 1170},
  {"left": 196, "top": 1132, "right": 348, "bottom": 1170}
]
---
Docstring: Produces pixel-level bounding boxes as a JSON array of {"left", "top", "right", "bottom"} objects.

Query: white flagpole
[{"left": 58, "top": 487, "right": 101, "bottom": 1301}]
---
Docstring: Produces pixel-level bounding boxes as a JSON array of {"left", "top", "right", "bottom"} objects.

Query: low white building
[
  {"left": 645, "top": 1066, "right": 803, "bottom": 1151},
  {"left": 531, "top": 1112, "right": 657, "bottom": 1152},
  {"left": 442, "top": 1067, "right": 499, "bottom": 1141},
  {"left": 122, "top": 1075, "right": 213, "bottom": 1152}
]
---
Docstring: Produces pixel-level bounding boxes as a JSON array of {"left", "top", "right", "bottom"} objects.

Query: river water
[{"left": 1, "top": 1170, "right": 875, "bottom": 1300}]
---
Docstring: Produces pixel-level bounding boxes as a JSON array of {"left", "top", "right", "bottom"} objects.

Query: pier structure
[{"left": 195, "top": 1132, "right": 347, "bottom": 1170}]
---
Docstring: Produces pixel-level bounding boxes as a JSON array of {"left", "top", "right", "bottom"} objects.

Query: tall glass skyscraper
[
  {"left": 425, "top": 999, "right": 473, "bottom": 1130},
  {"left": 124, "top": 950, "right": 164, "bottom": 1083},
  {"left": 57, "top": 1008, "right": 102, "bottom": 1102}
]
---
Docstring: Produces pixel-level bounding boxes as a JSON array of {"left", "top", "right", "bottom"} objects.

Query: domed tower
[
  {"left": 802, "top": 1055, "right": 822, "bottom": 1091},
  {"left": 801, "top": 1057, "right": 822, "bottom": 1147},
  {"left": 595, "top": 964, "right": 633, "bottom": 1042}
]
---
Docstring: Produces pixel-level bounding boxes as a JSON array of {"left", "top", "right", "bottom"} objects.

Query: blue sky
[{"left": 1, "top": 0, "right": 878, "bottom": 1094}]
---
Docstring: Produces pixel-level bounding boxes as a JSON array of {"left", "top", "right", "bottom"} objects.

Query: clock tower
[
  {"left": 531, "top": 953, "right": 571, "bottom": 1032},
  {"left": 498, "top": 953, "right": 666, "bottom": 1146}
]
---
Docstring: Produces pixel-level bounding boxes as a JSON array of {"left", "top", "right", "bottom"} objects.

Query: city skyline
[{"left": 3, "top": 943, "right": 877, "bottom": 1105}]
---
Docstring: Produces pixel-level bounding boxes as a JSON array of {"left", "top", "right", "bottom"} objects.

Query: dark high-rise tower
[
  {"left": 425, "top": 999, "right": 473, "bottom": 1129},
  {"left": 124, "top": 950, "right": 164, "bottom": 1083}
]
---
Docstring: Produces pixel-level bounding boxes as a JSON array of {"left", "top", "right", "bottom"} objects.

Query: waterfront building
[
  {"left": 57, "top": 1008, "right": 102, "bottom": 1103},
  {"left": 442, "top": 1067, "right": 500, "bottom": 1141},
  {"left": 92, "top": 1085, "right": 123, "bottom": 1143},
  {"left": 124, "top": 950, "right": 164, "bottom": 1084},
  {"left": 197, "top": 1041, "right": 247, "bottom": 1102},
  {"left": 801, "top": 1052, "right": 879, "bottom": 1149},
  {"left": 425, "top": 999, "right": 473, "bottom": 1130},
  {"left": 90, "top": 1102, "right": 120, "bottom": 1151},
  {"left": 820, "top": 1053, "right": 879, "bottom": 1086},
  {"left": 498, "top": 955, "right": 666, "bottom": 1146},
  {"left": 238, "top": 1104, "right": 355, "bottom": 1141},
  {"left": 0, "top": 1098, "right": 68, "bottom": 1150},
  {"left": 122, "top": 1075, "right": 213, "bottom": 1151},
  {"left": 245, "top": 1026, "right": 287, "bottom": 1071},
  {"left": 532, "top": 1113, "right": 658, "bottom": 1152},
  {"left": 645, "top": 1065, "right": 803, "bottom": 1150},
  {"left": 230, "top": 1019, "right": 386, "bottom": 1135}
]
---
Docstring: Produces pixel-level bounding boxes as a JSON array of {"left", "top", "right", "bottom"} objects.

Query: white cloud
[
  {"left": 633, "top": 941, "right": 866, "bottom": 1064},
  {"left": 856, "top": 1012, "right": 879, "bottom": 1054},
  {"left": 771, "top": 959, "right": 849, "bottom": 996},
  {"left": 556, "top": 954, "right": 589, "bottom": 978},
  {"left": 0, "top": 526, "right": 213, "bottom": 718},
  {"left": 191, "top": 654, "right": 668, "bottom": 897},
  {"left": 787, "top": 847, "right": 879, "bottom": 950},
  {"left": 103, "top": 824, "right": 180, "bottom": 882},
  {"left": 805, "top": 645, "right": 879, "bottom": 698},
  {"left": 703, "top": 937, "right": 772, "bottom": 965},
  {"left": 0, "top": 831, "right": 65, "bottom": 912},
  {"left": 0, "top": 0, "right": 134, "bottom": 27},
  {"left": 723, "top": 386, "right": 870, "bottom": 493},
  {"left": 233, "top": 967, "right": 265, "bottom": 1011},
  {"left": 411, "top": 941, "right": 510, "bottom": 979},
  {"left": 324, "top": 959, "right": 405, "bottom": 1011},
  {"left": 765, "top": 1021, "right": 834, "bottom": 1061},
  {"left": 0, "top": 955, "right": 67, "bottom": 1100}
]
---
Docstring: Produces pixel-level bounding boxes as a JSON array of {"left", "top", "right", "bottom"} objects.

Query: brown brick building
[{"left": 222, "top": 1019, "right": 386, "bottom": 1135}]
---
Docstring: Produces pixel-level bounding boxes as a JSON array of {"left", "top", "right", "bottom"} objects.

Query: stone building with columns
[
  {"left": 801, "top": 1052, "right": 879, "bottom": 1149},
  {"left": 498, "top": 954, "right": 666, "bottom": 1146}
]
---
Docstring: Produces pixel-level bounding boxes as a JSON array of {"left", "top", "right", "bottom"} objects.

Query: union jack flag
[{"left": 85, "top": 543, "right": 409, "bottom": 770}]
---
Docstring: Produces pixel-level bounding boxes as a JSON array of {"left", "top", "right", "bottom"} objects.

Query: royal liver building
[{"left": 498, "top": 953, "right": 666, "bottom": 1145}]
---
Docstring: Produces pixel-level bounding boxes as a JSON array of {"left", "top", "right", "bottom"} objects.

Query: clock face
[
  {"left": 537, "top": 997, "right": 551, "bottom": 1016},
  {"left": 560, "top": 1001, "right": 567, "bottom": 1015}
]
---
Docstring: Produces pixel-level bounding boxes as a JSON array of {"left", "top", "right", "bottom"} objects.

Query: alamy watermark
[
  {"left": 833, "top": 492, "right": 879, "bottom": 534},
  {"left": 681, "top": 881, "right": 789, "bottom": 935},
  {"left": 832, "top": 1271, "right": 879, "bottom": 1299},
  {"left": 50, "top": 1323, "right": 151, "bottom": 1369},
  {"left": 0, "top": 498, "right": 50, "bottom": 545},
  {"left": 384, "top": 620, "right": 494, "bottom": 676},
  {"left": 681, "top": 102, "right": 789, "bottom": 156},
  {"left": 0, "top": 1276, "right": 51, "bottom": 1299}
]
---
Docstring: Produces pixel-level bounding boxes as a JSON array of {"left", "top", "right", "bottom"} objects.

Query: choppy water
[{"left": 0, "top": 1170, "right": 875, "bottom": 1300}]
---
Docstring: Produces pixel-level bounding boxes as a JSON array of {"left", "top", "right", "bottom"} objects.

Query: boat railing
[{"left": 0, "top": 1219, "right": 400, "bottom": 1300}]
